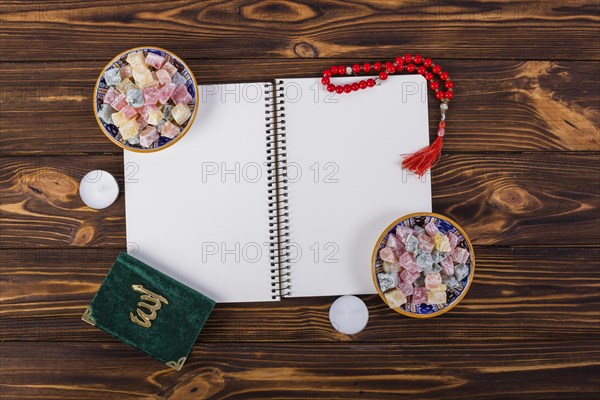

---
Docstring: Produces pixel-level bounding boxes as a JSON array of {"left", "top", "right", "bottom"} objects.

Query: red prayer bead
[
  {"left": 351, "top": 83, "right": 359, "bottom": 91},
  {"left": 439, "top": 72, "right": 448, "bottom": 81},
  {"left": 352, "top": 64, "right": 361, "bottom": 73},
  {"left": 403, "top": 54, "right": 412, "bottom": 63},
  {"left": 339, "top": 65, "right": 346, "bottom": 74},
  {"left": 379, "top": 71, "right": 388, "bottom": 80},
  {"left": 385, "top": 62, "right": 395, "bottom": 73},
  {"left": 406, "top": 63, "right": 415, "bottom": 72},
  {"left": 423, "top": 58, "right": 432, "bottom": 67},
  {"left": 327, "top": 84, "right": 335, "bottom": 92},
  {"left": 359, "top": 80, "right": 367, "bottom": 89},
  {"left": 439, "top": 121, "right": 446, "bottom": 129},
  {"left": 417, "top": 66, "right": 426, "bottom": 75},
  {"left": 373, "top": 62, "right": 382, "bottom": 71},
  {"left": 331, "top": 66, "right": 338, "bottom": 74},
  {"left": 435, "top": 91, "right": 444, "bottom": 100},
  {"left": 323, "top": 69, "right": 332, "bottom": 78},
  {"left": 429, "top": 81, "right": 439, "bottom": 90},
  {"left": 432, "top": 65, "right": 442, "bottom": 74},
  {"left": 445, "top": 91, "right": 454, "bottom": 99},
  {"left": 321, "top": 77, "right": 330, "bottom": 85},
  {"left": 335, "top": 85, "right": 344, "bottom": 94},
  {"left": 424, "top": 72, "right": 434, "bottom": 81},
  {"left": 445, "top": 80, "right": 454, "bottom": 89},
  {"left": 367, "top": 78, "right": 376, "bottom": 87},
  {"left": 396, "top": 64, "right": 404, "bottom": 72},
  {"left": 395, "top": 56, "right": 403, "bottom": 65},
  {"left": 414, "top": 55, "right": 423, "bottom": 64},
  {"left": 363, "top": 63, "right": 371, "bottom": 72},
  {"left": 343, "top": 84, "right": 352, "bottom": 93}
]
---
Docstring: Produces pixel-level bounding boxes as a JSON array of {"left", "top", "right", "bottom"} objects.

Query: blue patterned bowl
[
  {"left": 93, "top": 47, "right": 198, "bottom": 152},
  {"left": 371, "top": 212, "right": 475, "bottom": 318}
]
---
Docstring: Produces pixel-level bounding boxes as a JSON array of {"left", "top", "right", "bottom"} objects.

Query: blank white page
[
  {"left": 282, "top": 75, "right": 432, "bottom": 297},
  {"left": 125, "top": 83, "right": 274, "bottom": 303}
]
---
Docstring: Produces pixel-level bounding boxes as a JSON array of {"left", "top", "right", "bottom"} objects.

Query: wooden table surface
[{"left": 1, "top": 1, "right": 599, "bottom": 399}]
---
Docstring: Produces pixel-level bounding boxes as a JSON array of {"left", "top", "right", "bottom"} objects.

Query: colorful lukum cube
[
  {"left": 161, "top": 120, "right": 181, "bottom": 139},
  {"left": 171, "top": 103, "right": 192, "bottom": 125},
  {"left": 104, "top": 68, "right": 122, "bottom": 87},
  {"left": 147, "top": 109, "right": 164, "bottom": 126},
  {"left": 156, "top": 69, "right": 171, "bottom": 86},
  {"left": 171, "top": 85, "right": 193, "bottom": 104},
  {"left": 111, "top": 111, "right": 132, "bottom": 127},
  {"left": 99, "top": 50, "right": 194, "bottom": 147},
  {"left": 384, "top": 289, "right": 407, "bottom": 309},
  {"left": 376, "top": 218, "right": 471, "bottom": 312},
  {"left": 140, "top": 126, "right": 159, "bottom": 149},
  {"left": 119, "top": 119, "right": 139, "bottom": 140}
]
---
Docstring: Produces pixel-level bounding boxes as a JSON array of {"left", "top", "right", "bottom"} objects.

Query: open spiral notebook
[{"left": 125, "top": 75, "right": 432, "bottom": 303}]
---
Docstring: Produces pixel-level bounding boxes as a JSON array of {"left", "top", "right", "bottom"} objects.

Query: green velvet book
[{"left": 82, "top": 252, "right": 215, "bottom": 371}]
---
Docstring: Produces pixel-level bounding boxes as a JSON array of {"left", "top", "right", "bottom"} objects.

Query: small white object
[
  {"left": 329, "top": 295, "right": 369, "bottom": 335},
  {"left": 79, "top": 170, "right": 119, "bottom": 209}
]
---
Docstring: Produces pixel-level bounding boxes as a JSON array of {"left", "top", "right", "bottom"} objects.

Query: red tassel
[{"left": 402, "top": 135, "right": 443, "bottom": 177}]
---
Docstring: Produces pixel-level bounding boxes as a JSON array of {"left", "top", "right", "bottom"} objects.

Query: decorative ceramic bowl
[
  {"left": 371, "top": 212, "right": 475, "bottom": 318},
  {"left": 93, "top": 46, "right": 198, "bottom": 152}
]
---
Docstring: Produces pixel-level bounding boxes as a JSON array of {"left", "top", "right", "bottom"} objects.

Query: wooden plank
[
  {"left": 0, "top": 1, "right": 599, "bottom": 61},
  {"left": 1, "top": 153, "right": 598, "bottom": 248},
  {"left": 0, "top": 341, "right": 598, "bottom": 399},
  {"left": 1, "top": 59, "right": 599, "bottom": 155},
  {"left": 1, "top": 247, "right": 598, "bottom": 343}
]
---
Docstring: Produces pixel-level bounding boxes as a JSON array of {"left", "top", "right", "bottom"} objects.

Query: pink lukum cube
[
  {"left": 137, "top": 112, "right": 148, "bottom": 130},
  {"left": 139, "top": 104, "right": 157, "bottom": 119},
  {"left": 120, "top": 105, "right": 138, "bottom": 120},
  {"left": 103, "top": 87, "right": 121, "bottom": 105},
  {"left": 145, "top": 52, "right": 166, "bottom": 69},
  {"left": 396, "top": 281, "right": 414, "bottom": 297},
  {"left": 447, "top": 231, "right": 459, "bottom": 251},
  {"left": 160, "top": 61, "right": 178, "bottom": 77},
  {"left": 440, "top": 256, "right": 454, "bottom": 276},
  {"left": 425, "top": 272, "right": 442, "bottom": 290},
  {"left": 143, "top": 87, "right": 161, "bottom": 106},
  {"left": 400, "top": 268, "right": 420, "bottom": 284},
  {"left": 417, "top": 233, "right": 434, "bottom": 252},
  {"left": 156, "top": 69, "right": 171, "bottom": 86},
  {"left": 120, "top": 65, "right": 133, "bottom": 79},
  {"left": 379, "top": 247, "right": 398, "bottom": 264},
  {"left": 139, "top": 126, "right": 159, "bottom": 148},
  {"left": 398, "top": 252, "right": 417, "bottom": 271},
  {"left": 385, "top": 233, "right": 402, "bottom": 250},
  {"left": 161, "top": 120, "right": 180, "bottom": 139},
  {"left": 451, "top": 247, "right": 470, "bottom": 264},
  {"left": 159, "top": 83, "right": 176, "bottom": 105},
  {"left": 412, "top": 287, "right": 428, "bottom": 305},
  {"left": 395, "top": 225, "right": 414, "bottom": 243},
  {"left": 111, "top": 95, "right": 128, "bottom": 111},
  {"left": 424, "top": 221, "right": 439, "bottom": 237},
  {"left": 171, "top": 84, "right": 193, "bottom": 104}
]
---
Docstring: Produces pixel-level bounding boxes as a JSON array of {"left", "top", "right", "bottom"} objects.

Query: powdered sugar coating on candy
[
  {"left": 98, "top": 50, "right": 195, "bottom": 148},
  {"left": 376, "top": 218, "right": 472, "bottom": 313}
]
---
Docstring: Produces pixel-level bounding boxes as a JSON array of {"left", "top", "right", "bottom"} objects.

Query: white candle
[
  {"left": 79, "top": 170, "right": 119, "bottom": 209},
  {"left": 329, "top": 295, "right": 369, "bottom": 335}
]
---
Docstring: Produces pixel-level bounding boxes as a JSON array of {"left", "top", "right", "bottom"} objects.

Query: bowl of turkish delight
[
  {"left": 94, "top": 47, "right": 198, "bottom": 152},
  {"left": 372, "top": 212, "right": 475, "bottom": 318}
]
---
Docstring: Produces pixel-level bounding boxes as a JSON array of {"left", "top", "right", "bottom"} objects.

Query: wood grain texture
[
  {"left": 1, "top": 153, "right": 598, "bottom": 248},
  {"left": 1, "top": 341, "right": 599, "bottom": 399},
  {"left": 1, "top": 247, "right": 598, "bottom": 343},
  {"left": 1, "top": 0, "right": 599, "bottom": 61},
  {"left": 1, "top": 59, "right": 599, "bottom": 155}
]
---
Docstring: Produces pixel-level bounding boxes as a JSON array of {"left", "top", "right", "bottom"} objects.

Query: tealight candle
[
  {"left": 79, "top": 170, "right": 119, "bottom": 209},
  {"left": 329, "top": 295, "right": 369, "bottom": 335}
]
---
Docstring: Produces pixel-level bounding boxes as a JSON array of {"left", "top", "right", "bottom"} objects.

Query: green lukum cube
[{"left": 82, "top": 252, "right": 215, "bottom": 371}]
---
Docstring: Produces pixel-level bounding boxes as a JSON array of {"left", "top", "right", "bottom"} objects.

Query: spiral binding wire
[{"left": 265, "top": 81, "right": 291, "bottom": 300}]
